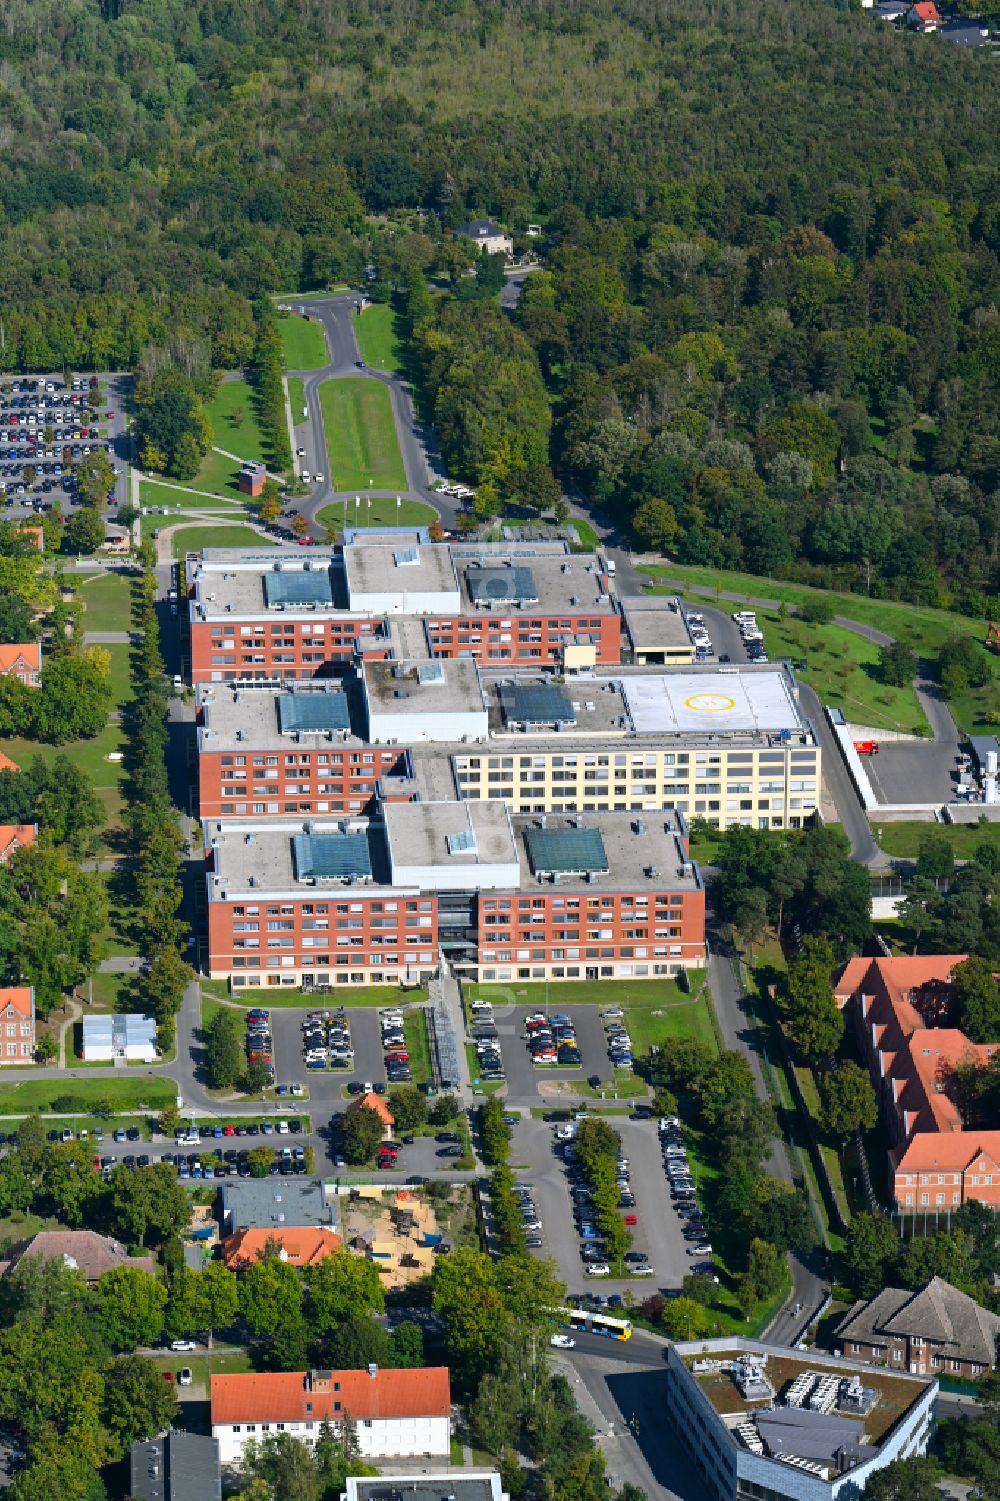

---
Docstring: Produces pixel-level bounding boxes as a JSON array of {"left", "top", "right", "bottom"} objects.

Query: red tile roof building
[
  {"left": 221, "top": 1226, "right": 342, "bottom": 1271},
  {"left": 0, "top": 643, "right": 41, "bottom": 687},
  {"left": 836, "top": 955, "right": 1000, "bottom": 1210},
  {"left": 211, "top": 1367, "right": 451, "bottom": 1465},
  {"left": 0, "top": 824, "right": 36, "bottom": 863},
  {"left": 0, "top": 986, "right": 35, "bottom": 1063}
]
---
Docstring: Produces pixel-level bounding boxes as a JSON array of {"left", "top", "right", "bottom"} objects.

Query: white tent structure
[{"left": 82, "top": 1014, "right": 158, "bottom": 1063}]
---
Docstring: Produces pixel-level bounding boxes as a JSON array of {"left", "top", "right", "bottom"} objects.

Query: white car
[
  {"left": 586, "top": 1263, "right": 610, "bottom": 1277},
  {"left": 170, "top": 1340, "right": 196, "bottom": 1352},
  {"left": 301, "top": 470, "right": 311, "bottom": 482},
  {"left": 178, "top": 1367, "right": 193, "bottom": 1386},
  {"left": 687, "top": 1244, "right": 713, "bottom": 1256},
  {"left": 290, "top": 1084, "right": 305, "bottom": 1098},
  {"left": 550, "top": 1334, "right": 576, "bottom": 1349},
  {"left": 296, "top": 447, "right": 306, "bottom": 457},
  {"left": 632, "top": 1265, "right": 655, "bottom": 1276},
  {"left": 314, "top": 473, "right": 325, "bottom": 483}
]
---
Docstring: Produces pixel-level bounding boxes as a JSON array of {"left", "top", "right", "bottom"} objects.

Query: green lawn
[
  {"left": 169, "top": 525, "right": 276, "bottom": 559},
  {"left": 571, "top": 518, "right": 601, "bottom": 551},
  {"left": 225, "top": 984, "right": 428, "bottom": 1008},
  {"left": 77, "top": 570, "right": 132, "bottom": 634},
  {"left": 278, "top": 315, "right": 329, "bottom": 371},
  {"left": 467, "top": 977, "right": 702, "bottom": 1011},
  {"left": 354, "top": 303, "right": 406, "bottom": 373},
  {"left": 317, "top": 496, "right": 438, "bottom": 536},
  {"left": 190, "top": 449, "right": 258, "bottom": 502},
  {"left": 86, "top": 971, "right": 133, "bottom": 1012},
  {"left": 317, "top": 378, "right": 406, "bottom": 491},
  {"left": 757, "top": 611, "right": 928, "bottom": 735},
  {"left": 288, "top": 377, "right": 307, "bottom": 425},
  {"left": 140, "top": 478, "right": 244, "bottom": 512},
  {"left": 403, "top": 1009, "right": 433, "bottom": 1086},
  {"left": 205, "top": 379, "right": 269, "bottom": 465},
  {"left": 467, "top": 1044, "right": 505, "bottom": 1096},
  {"left": 641, "top": 561, "right": 1000, "bottom": 735},
  {"left": 874, "top": 819, "right": 1000, "bottom": 859},
  {"left": 617, "top": 975, "right": 718, "bottom": 1056},
  {"left": 0, "top": 1077, "right": 175, "bottom": 1115}
]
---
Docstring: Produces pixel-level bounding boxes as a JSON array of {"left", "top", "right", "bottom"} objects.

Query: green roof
[{"left": 524, "top": 826, "right": 608, "bottom": 876}]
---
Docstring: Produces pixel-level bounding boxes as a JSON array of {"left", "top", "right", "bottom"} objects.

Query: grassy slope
[
  {"left": 317, "top": 378, "right": 406, "bottom": 491},
  {"left": 77, "top": 570, "right": 132, "bottom": 634},
  {"left": 204, "top": 378, "right": 268, "bottom": 464},
  {"left": 288, "top": 377, "right": 308, "bottom": 425},
  {"left": 641, "top": 561, "right": 999, "bottom": 734},
  {"left": 140, "top": 478, "right": 244, "bottom": 511},
  {"left": 0, "top": 1077, "right": 175, "bottom": 1114},
  {"left": 758, "top": 610, "right": 928, "bottom": 734},
  {"left": 873, "top": 819, "right": 1000, "bottom": 858}
]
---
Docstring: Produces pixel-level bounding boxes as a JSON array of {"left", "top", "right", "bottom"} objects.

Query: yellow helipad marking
[{"left": 684, "top": 693, "right": 736, "bottom": 713}]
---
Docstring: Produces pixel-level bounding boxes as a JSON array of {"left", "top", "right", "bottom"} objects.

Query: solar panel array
[
  {"left": 293, "top": 832, "right": 372, "bottom": 881},
  {"left": 500, "top": 682, "right": 575, "bottom": 725},
  {"left": 264, "top": 569, "right": 333, "bottom": 606},
  {"left": 525, "top": 826, "right": 609, "bottom": 875},
  {"left": 466, "top": 565, "right": 537, "bottom": 603},
  {"left": 278, "top": 691, "right": 351, "bottom": 734}
]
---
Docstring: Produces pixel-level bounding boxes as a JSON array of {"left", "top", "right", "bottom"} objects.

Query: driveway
[{"left": 280, "top": 296, "right": 457, "bottom": 536}]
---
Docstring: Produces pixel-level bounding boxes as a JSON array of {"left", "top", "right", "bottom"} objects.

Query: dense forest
[{"left": 6, "top": 0, "right": 1000, "bottom": 600}]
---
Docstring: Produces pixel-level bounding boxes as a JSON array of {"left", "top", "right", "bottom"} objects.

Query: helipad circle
[{"left": 684, "top": 692, "right": 736, "bottom": 713}]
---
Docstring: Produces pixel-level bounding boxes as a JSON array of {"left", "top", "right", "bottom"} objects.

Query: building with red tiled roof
[
  {"left": 0, "top": 824, "right": 36, "bottom": 864},
  {"left": 0, "top": 754, "right": 20, "bottom": 774},
  {"left": 0, "top": 987, "right": 34, "bottom": 1063},
  {"left": 211, "top": 1366, "right": 451, "bottom": 1465},
  {"left": 836, "top": 956, "right": 1000, "bottom": 1210},
  {"left": 221, "top": 1226, "right": 342, "bottom": 1271},
  {"left": 0, "top": 642, "right": 41, "bottom": 687},
  {"left": 349, "top": 1092, "right": 395, "bottom": 1137},
  {"left": 908, "top": 0, "right": 941, "bottom": 28}
]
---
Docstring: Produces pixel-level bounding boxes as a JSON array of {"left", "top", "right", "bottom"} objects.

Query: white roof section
[{"left": 621, "top": 668, "right": 804, "bottom": 736}]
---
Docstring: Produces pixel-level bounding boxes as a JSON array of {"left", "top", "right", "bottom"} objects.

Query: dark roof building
[
  {"left": 836, "top": 1276, "right": 1000, "bottom": 1380},
  {"left": 130, "top": 1430, "right": 221, "bottom": 1501}
]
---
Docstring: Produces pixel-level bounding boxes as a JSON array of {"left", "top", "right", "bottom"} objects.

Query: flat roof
[
  {"left": 345, "top": 1479, "right": 504, "bottom": 1501},
  {"left": 454, "top": 553, "right": 613, "bottom": 616},
  {"left": 682, "top": 1344, "right": 930, "bottom": 1448},
  {"left": 512, "top": 812, "right": 698, "bottom": 891},
  {"left": 384, "top": 799, "right": 517, "bottom": 873},
  {"left": 220, "top": 1177, "right": 331, "bottom": 1231},
  {"left": 619, "top": 594, "right": 697, "bottom": 650},
  {"left": 191, "top": 557, "right": 350, "bottom": 620},
  {"left": 622, "top": 668, "right": 804, "bottom": 735},
  {"left": 198, "top": 683, "right": 365, "bottom": 752},
  {"left": 500, "top": 682, "right": 575, "bottom": 727},
  {"left": 207, "top": 819, "right": 386, "bottom": 897},
  {"left": 364, "top": 658, "right": 485, "bottom": 718},
  {"left": 345, "top": 543, "right": 458, "bottom": 602},
  {"left": 265, "top": 569, "right": 334, "bottom": 607}
]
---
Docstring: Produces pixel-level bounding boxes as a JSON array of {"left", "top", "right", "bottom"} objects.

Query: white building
[
  {"left": 363, "top": 658, "right": 488, "bottom": 744},
  {"left": 211, "top": 1367, "right": 451, "bottom": 1467},
  {"left": 82, "top": 1013, "right": 158, "bottom": 1063},
  {"left": 665, "top": 1339, "right": 936, "bottom": 1501},
  {"left": 342, "top": 1477, "right": 507, "bottom": 1501},
  {"left": 384, "top": 798, "right": 520, "bottom": 892}
]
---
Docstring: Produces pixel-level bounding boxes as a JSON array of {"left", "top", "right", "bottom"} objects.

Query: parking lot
[
  {"left": 512, "top": 1114, "right": 696, "bottom": 1298},
  {"left": 267, "top": 1006, "right": 385, "bottom": 1095},
  {"left": 0, "top": 372, "right": 130, "bottom": 519},
  {"left": 865, "top": 737, "right": 963, "bottom": 806},
  {"left": 485, "top": 1003, "right": 613, "bottom": 1098}
]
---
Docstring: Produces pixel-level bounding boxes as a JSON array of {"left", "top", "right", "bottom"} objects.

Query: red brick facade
[
  {"left": 190, "top": 618, "right": 389, "bottom": 684},
  {"left": 197, "top": 744, "right": 408, "bottom": 818},
  {"left": 206, "top": 888, "right": 439, "bottom": 988},
  {"left": 475, "top": 884, "right": 706, "bottom": 982},
  {"left": 424, "top": 611, "right": 621, "bottom": 666}
]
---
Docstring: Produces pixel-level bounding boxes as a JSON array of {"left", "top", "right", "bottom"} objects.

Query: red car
[
  {"left": 106, "top": 412, "right": 113, "bottom": 421},
  {"left": 384, "top": 1050, "right": 409, "bottom": 1063},
  {"left": 624, "top": 1214, "right": 638, "bottom": 1226},
  {"left": 223, "top": 1124, "right": 235, "bottom": 1136}
]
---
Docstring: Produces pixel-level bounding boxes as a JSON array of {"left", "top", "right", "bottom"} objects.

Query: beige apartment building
[{"left": 442, "top": 666, "right": 822, "bottom": 831}]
